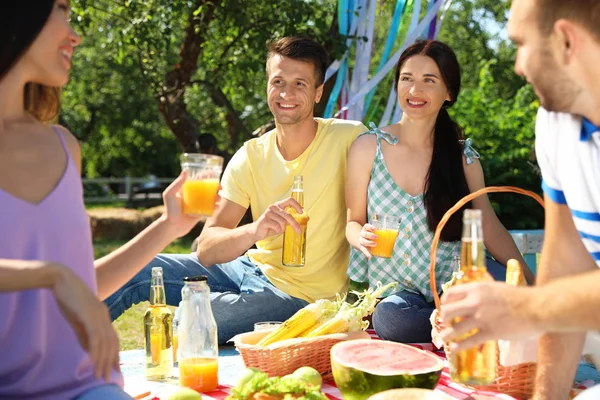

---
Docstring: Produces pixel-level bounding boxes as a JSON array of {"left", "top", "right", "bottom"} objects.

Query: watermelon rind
[{"left": 331, "top": 340, "right": 443, "bottom": 400}]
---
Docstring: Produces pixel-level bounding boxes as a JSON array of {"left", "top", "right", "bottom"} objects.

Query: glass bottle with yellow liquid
[
  {"left": 449, "top": 209, "right": 497, "bottom": 385},
  {"left": 144, "top": 267, "right": 173, "bottom": 381},
  {"left": 282, "top": 175, "right": 308, "bottom": 267}
]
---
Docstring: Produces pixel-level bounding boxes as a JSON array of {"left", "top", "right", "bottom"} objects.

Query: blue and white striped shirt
[{"left": 535, "top": 107, "right": 600, "bottom": 264}]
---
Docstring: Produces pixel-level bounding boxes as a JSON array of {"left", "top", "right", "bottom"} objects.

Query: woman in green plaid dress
[{"left": 345, "top": 40, "right": 532, "bottom": 343}]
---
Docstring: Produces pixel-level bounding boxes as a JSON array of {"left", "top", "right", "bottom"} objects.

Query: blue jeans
[
  {"left": 75, "top": 384, "right": 132, "bottom": 399},
  {"left": 105, "top": 254, "right": 309, "bottom": 344},
  {"left": 372, "top": 257, "right": 507, "bottom": 343}
]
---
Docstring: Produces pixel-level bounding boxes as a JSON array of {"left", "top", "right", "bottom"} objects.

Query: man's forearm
[
  {"left": 196, "top": 223, "right": 257, "bottom": 266},
  {"left": 534, "top": 332, "right": 585, "bottom": 400},
  {"left": 532, "top": 270, "right": 600, "bottom": 332}
]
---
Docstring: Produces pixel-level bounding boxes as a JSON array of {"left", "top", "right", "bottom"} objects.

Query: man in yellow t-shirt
[{"left": 105, "top": 36, "right": 366, "bottom": 344}]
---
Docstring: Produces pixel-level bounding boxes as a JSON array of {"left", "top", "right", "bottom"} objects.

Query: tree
[
  {"left": 451, "top": 60, "right": 543, "bottom": 229},
  {"left": 70, "top": 0, "right": 339, "bottom": 155}
]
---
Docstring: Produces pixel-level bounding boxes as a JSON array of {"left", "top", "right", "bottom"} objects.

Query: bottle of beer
[
  {"left": 449, "top": 209, "right": 497, "bottom": 385},
  {"left": 282, "top": 175, "right": 308, "bottom": 267},
  {"left": 144, "top": 267, "right": 173, "bottom": 380}
]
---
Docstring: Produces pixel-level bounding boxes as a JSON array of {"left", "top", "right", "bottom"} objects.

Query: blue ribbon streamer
[{"left": 363, "top": 0, "right": 408, "bottom": 114}]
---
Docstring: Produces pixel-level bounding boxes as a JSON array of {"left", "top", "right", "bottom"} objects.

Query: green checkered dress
[{"left": 347, "top": 124, "right": 480, "bottom": 302}]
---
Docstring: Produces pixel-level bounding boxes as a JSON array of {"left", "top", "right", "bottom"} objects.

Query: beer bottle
[
  {"left": 144, "top": 267, "right": 173, "bottom": 380},
  {"left": 449, "top": 209, "right": 496, "bottom": 385},
  {"left": 282, "top": 176, "right": 308, "bottom": 266}
]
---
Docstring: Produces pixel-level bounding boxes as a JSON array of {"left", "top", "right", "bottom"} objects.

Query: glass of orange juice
[
  {"left": 180, "top": 153, "right": 224, "bottom": 217},
  {"left": 179, "top": 357, "right": 218, "bottom": 392},
  {"left": 369, "top": 214, "right": 401, "bottom": 258}
]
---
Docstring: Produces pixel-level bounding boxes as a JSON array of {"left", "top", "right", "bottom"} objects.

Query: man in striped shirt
[{"left": 440, "top": 0, "right": 600, "bottom": 398}]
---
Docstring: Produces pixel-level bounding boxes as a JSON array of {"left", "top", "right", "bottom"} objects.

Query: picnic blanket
[{"left": 123, "top": 329, "right": 522, "bottom": 400}]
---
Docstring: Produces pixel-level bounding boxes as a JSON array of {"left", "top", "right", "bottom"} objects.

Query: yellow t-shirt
[{"left": 219, "top": 118, "right": 367, "bottom": 302}]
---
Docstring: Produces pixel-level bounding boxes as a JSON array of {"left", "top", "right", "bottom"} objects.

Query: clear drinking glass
[
  {"left": 180, "top": 153, "right": 224, "bottom": 217},
  {"left": 369, "top": 214, "right": 402, "bottom": 258}
]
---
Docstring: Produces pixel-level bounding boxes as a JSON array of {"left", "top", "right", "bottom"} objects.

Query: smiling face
[
  {"left": 507, "top": 0, "right": 580, "bottom": 112},
  {"left": 266, "top": 54, "right": 323, "bottom": 126},
  {"left": 396, "top": 55, "right": 451, "bottom": 119},
  {"left": 19, "top": 0, "right": 81, "bottom": 87}
]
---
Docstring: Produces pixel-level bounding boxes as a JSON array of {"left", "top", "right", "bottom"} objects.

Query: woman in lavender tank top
[{"left": 0, "top": 2, "right": 204, "bottom": 399}]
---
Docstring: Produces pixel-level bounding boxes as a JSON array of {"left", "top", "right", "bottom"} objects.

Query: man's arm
[
  {"left": 439, "top": 195, "right": 598, "bottom": 347},
  {"left": 196, "top": 197, "right": 303, "bottom": 266},
  {"left": 532, "top": 195, "right": 596, "bottom": 400},
  {"left": 196, "top": 198, "right": 256, "bottom": 266}
]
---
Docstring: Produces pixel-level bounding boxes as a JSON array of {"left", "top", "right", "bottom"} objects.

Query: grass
[
  {"left": 95, "top": 237, "right": 192, "bottom": 350},
  {"left": 85, "top": 201, "right": 127, "bottom": 209}
]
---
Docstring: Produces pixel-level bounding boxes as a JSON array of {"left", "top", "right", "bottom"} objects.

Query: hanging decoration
[{"left": 323, "top": 0, "right": 453, "bottom": 126}]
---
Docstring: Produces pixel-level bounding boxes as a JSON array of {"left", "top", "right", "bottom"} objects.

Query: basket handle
[{"left": 429, "top": 186, "right": 545, "bottom": 310}]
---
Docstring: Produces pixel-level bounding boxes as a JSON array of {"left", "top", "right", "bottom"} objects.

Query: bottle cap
[
  {"left": 462, "top": 209, "right": 482, "bottom": 220},
  {"left": 151, "top": 266, "right": 163, "bottom": 275},
  {"left": 183, "top": 275, "right": 208, "bottom": 282}
]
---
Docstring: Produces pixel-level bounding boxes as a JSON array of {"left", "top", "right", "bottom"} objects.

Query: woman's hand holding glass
[
  {"left": 160, "top": 170, "right": 209, "bottom": 238},
  {"left": 358, "top": 223, "right": 378, "bottom": 259}
]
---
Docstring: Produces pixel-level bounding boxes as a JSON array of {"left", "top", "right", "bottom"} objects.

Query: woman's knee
[{"left": 372, "top": 297, "right": 433, "bottom": 343}]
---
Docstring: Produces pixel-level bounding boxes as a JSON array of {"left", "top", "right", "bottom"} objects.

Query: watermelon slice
[{"left": 331, "top": 339, "right": 443, "bottom": 400}]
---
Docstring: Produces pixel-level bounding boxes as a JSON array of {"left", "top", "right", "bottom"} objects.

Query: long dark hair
[
  {"left": 0, "top": 1, "right": 61, "bottom": 123},
  {"left": 394, "top": 40, "right": 470, "bottom": 242}
]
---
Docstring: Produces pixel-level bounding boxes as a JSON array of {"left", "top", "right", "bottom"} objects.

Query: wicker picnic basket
[
  {"left": 429, "top": 186, "right": 543, "bottom": 398},
  {"left": 235, "top": 328, "right": 370, "bottom": 381}
]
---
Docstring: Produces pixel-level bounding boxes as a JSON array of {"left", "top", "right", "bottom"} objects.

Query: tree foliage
[
  {"left": 66, "top": 0, "right": 337, "bottom": 173},
  {"left": 64, "top": 0, "right": 542, "bottom": 228}
]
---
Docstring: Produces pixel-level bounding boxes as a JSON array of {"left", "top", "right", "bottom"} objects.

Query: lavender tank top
[{"left": 0, "top": 127, "right": 123, "bottom": 399}]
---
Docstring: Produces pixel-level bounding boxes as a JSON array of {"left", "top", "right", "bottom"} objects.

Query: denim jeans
[
  {"left": 75, "top": 385, "right": 132, "bottom": 400},
  {"left": 105, "top": 254, "right": 309, "bottom": 344},
  {"left": 372, "top": 256, "right": 507, "bottom": 343}
]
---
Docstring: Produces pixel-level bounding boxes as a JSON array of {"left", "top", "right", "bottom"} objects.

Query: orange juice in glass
[
  {"left": 370, "top": 214, "right": 401, "bottom": 258},
  {"left": 180, "top": 154, "right": 224, "bottom": 217},
  {"left": 179, "top": 357, "right": 218, "bottom": 392}
]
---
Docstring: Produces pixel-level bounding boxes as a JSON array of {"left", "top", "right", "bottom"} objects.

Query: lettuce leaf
[{"left": 227, "top": 371, "right": 327, "bottom": 400}]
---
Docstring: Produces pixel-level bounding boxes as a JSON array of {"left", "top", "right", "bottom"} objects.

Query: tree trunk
[
  {"left": 157, "top": 0, "right": 218, "bottom": 152},
  {"left": 203, "top": 82, "right": 250, "bottom": 151}
]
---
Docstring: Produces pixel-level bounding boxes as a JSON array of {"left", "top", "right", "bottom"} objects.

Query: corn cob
[
  {"left": 303, "top": 281, "right": 398, "bottom": 338},
  {"left": 256, "top": 299, "right": 338, "bottom": 346},
  {"left": 297, "top": 301, "right": 352, "bottom": 337}
]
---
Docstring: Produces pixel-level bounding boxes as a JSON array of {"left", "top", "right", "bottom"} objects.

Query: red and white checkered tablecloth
[
  {"left": 186, "top": 376, "right": 519, "bottom": 400},
  {"left": 182, "top": 374, "right": 519, "bottom": 400},
  {"left": 130, "top": 329, "right": 518, "bottom": 400}
]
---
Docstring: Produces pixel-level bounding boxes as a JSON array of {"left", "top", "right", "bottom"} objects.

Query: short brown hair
[
  {"left": 535, "top": 0, "right": 600, "bottom": 38},
  {"left": 266, "top": 36, "right": 329, "bottom": 86}
]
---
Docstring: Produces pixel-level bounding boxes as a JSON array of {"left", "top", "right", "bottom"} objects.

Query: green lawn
[{"left": 95, "top": 237, "right": 191, "bottom": 350}]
